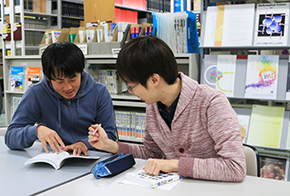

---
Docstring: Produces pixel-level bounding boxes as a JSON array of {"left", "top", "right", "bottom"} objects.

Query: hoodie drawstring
[
  {"left": 76, "top": 99, "right": 80, "bottom": 115},
  {"left": 57, "top": 99, "right": 61, "bottom": 132}
]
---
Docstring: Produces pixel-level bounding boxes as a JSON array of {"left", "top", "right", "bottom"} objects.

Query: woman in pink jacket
[{"left": 88, "top": 35, "right": 246, "bottom": 182}]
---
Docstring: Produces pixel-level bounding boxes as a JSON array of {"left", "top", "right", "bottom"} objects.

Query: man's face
[
  {"left": 50, "top": 72, "right": 82, "bottom": 99},
  {"left": 127, "top": 79, "right": 158, "bottom": 105}
]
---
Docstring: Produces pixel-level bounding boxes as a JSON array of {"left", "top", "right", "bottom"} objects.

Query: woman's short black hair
[
  {"left": 116, "top": 35, "right": 178, "bottom": 88},
  {"left": 41, "top": 42, "right": 85, "bottom": 80}
]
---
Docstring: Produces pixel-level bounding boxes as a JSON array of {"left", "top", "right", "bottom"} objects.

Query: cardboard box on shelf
[{"left": 39, "top": 28, "right": 70, "bottom": 55}]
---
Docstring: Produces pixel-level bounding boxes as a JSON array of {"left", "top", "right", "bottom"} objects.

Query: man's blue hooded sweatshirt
[{"left": 5, "top": 70, "right": 117, "bottom": 150}]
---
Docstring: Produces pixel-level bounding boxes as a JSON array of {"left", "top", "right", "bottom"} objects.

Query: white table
[
  {"left": 38, "top": 158, "right": 290, "bottom": 196},
  {"left": 0, "top": 136, "right": 112, "bottom": 196}
]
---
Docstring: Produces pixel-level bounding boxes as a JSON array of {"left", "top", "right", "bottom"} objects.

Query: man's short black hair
[
  {"left": 116, "top": 35, "right": 178, "bottom": 88},
  {"left": 41, "top": 42, "right": 85, "bottom": 80}
]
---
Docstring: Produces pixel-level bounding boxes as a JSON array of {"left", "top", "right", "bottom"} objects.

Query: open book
[
  {"left": 125, "top": 166, "right": 183, "bottom": 188},
  {"left": 24, "top": 151, "right": 100, "bottom": 170}
]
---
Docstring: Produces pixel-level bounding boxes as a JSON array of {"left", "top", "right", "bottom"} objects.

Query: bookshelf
[
  {"left": 83, "top": 0, "right": 172, "bottom": 25},
  {"left": 200, "top": 0, "right": 290, "bottom": 181},
  {"left": 2, "top": 53, "right": 199, "bottom": 143},
  {"left": 52, "top": 0, "right": 84, "bottom": 28},
  {"left": 0, "top": 0, "right": 61, "bottom": 56}
]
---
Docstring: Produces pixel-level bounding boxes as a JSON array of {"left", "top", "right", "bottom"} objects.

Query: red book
[
  {"left": 13, "top": 22, "right": 22, "bottom": 41},
  {"left": 115, "top": 0, "right": 123, "bottom": 5},
  {"left": 115, "top": 8, "right": 121, "bottom": 24}
]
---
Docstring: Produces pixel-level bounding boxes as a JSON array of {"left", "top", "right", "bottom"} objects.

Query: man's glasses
[{"left": 126, "top": 83, "right": 139, "bottom": 92}]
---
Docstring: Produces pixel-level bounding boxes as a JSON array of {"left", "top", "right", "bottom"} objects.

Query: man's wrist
[{"left": 107, "top": 140, "right": 119, "bottom": 154}]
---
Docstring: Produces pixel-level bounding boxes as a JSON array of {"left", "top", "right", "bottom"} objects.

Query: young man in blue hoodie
[{"left": 5, "top": 42, "right": 117, "bottom": 155}]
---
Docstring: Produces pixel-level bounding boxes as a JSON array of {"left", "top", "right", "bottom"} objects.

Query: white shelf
[
  {"left": 5, "top": 91, "right": 24, "bottom": 95},
  {"left": 111, "top": 94, "right": 140, "bottom": 101},
  {"left": 24, "top": 29, "right": 46, "bottom": 32},
  {"left": 4, "top": 55, "right": 41, "bottom": 60},
  {"left": 112, "top": 101, "right": 146, "bottom": 108},
  {"left": 200, "top": 45, "right": 290, "bottom": 50},
  {"left": 22, "top": 11, "right": 58, "bottom": 17},
  {"left": 118, "top": 136, "right": 143, "bottom": 143}
]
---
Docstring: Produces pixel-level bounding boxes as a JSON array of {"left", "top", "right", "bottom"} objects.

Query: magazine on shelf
[
  {"left": 24, "top": 151, "right": 100, "bottom": 170},
  {"left": 26, "top": 67, "right": 42, "bottom": 89},
  {"left": 286, "top": 121, "right": 290, "bottom": 149},
  {"left": 254, "top": 3, "right": 290, "bottom": 46},
  {"left": 10, "top": 66, "right": 24, "bottom": 91},
  {"left": 203, "top": 55, "right": 237, "bottom": 97},
  {"left": 237, "top": 114, "right": 251, "bottom": 143},
  {"left": 203, "top": 4, "right": 255, "bottom": 47},
  {"left": 125, "top": 166, "right": 184, "bottom": 188},
  {"left": 244, "top": 55, "right": 279, "bottom": 99},
  {"left": 247, "top": 105, "right": 284, "bottom": 148},
  {"left": 260, "top": 155, "right": 287, "bottom": 181}
]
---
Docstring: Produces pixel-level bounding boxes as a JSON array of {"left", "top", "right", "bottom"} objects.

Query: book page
[
  {"left": 254, "top": 3, "right": 290, "bottom": 46},
  {"left": 247, "top": 105, "right": 284, "bottom": 148},
  {"left": 24, "top": 152, "right": 100, "bottom": 170},
  {"left": 24, "top": 151, "right": 70, "bottom": 170},
  {"left": 245, "top": 55, "right": 279, "bottom": 99}
]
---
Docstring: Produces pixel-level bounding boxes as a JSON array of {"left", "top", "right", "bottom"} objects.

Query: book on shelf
[
  {"left": 260, "top": 155, "right": 287, "bottom": 181},
  {"left": 51, "top": 31, "right": 62, "bottom": 43},
  {"left": 115, "top": 8, "right": 138, "bottom": 24},
  {"left": 254, "top": 3, "right": 290, "bottom": 46},
  {"left": 115, "top": 110, "right": 145, "bottom": 141},
  {"left": 2, "top": 23, "right": 11, "bottom": 41},
  {"left": 244, "top": 55, "right": 279, "bottom": 99},
  {"left": 125, "top": 166, "right": 184, "bottom": 188},
  {"left": 196, "top": 12, "right": 201, "bottom": 37},
  {"left": 286, "top": 55, "right": 290, "bottom": 100},
  {"left": 13, "top": 22, "right": 22, "bottom": 41},
  {"left": 203, "top": 4, "right": 255, "bottom": 47},
  {"left": 11, "top": 96, "right": 22, "bottom": 116},
  {"left": 202, "top": 55, "right": 236, "bottom": 97},
  {"left": 237, "top": 114, "right": 251, "bottom": 143},
  {"left": 247, "top": 105, "right": 284, "bottom": 148},
  {"left": 10, "top": 66, "right": 24, "bottom": 91},
  {"left": 26, "top": 67, "right": 42, "bottom": 89},
  {"left": 24, "top": 151, "right": 100, "bottom": 170},
  {"left": 286, "top": 121, "right": 290, "bottom": 149},
  {"left": 173, "top": 14, "right": 187, "bottom": 53},
  {"left": 117, "top": 22, "right": 130, "bottom": 42}
]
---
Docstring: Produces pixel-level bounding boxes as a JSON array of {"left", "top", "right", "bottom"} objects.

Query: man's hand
[
  {"left": 62, "top": 141, "right": 88, "bottom": 156},
  {"left": 88, "top": 124, "right": 118, "bottom": 154},
  {"left": 144, "top": 159, "right": 179, "bottom": 176},
  {"left": 37, "top": 125, "right": 65, "bottom": 153}
]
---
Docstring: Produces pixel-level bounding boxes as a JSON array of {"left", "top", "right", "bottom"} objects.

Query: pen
[{"left": 92, "top": 124, "right": 101, "bottom": 136}]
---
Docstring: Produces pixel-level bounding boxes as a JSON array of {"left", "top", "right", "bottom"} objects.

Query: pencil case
[{"left": 91, "top": 153, "right": 136, "bottom": 179}]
